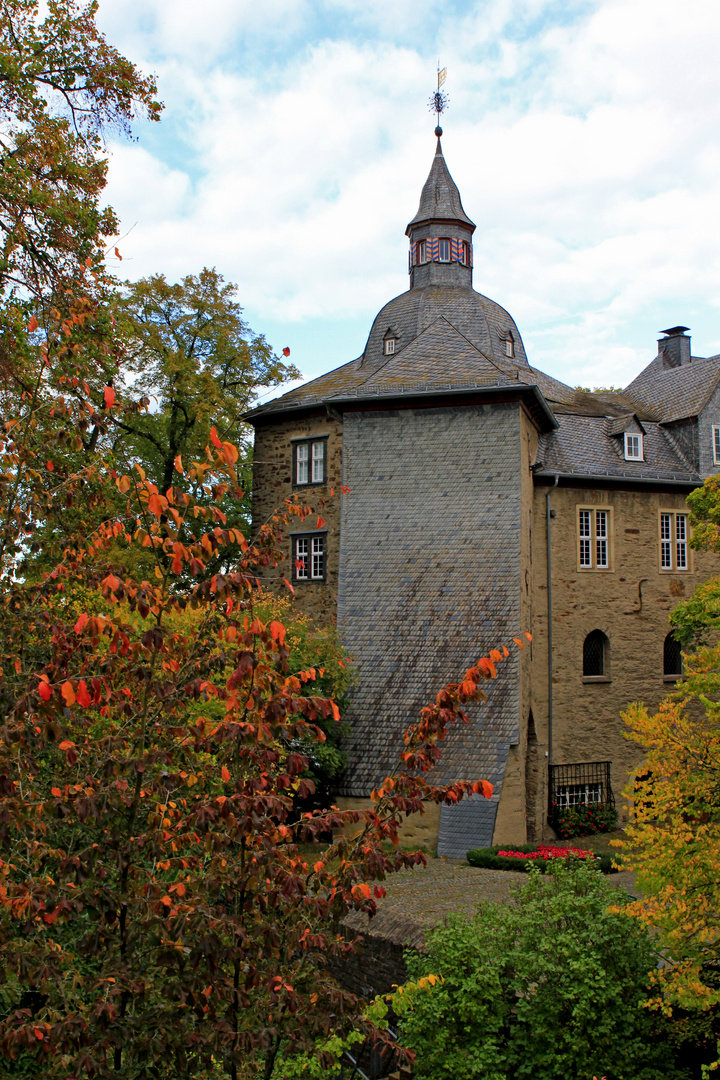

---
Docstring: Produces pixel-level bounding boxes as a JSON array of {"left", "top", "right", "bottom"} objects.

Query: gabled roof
[
  {"left": 406, "top": 136, "right": 475, "bottom": 231},
  {"left": 624, "top": 352, "right": 720, "bottom": 423}
]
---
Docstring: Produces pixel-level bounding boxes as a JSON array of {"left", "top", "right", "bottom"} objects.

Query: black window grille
[
  {"left": 583, "top": 630, "right": 607, "bottom": 677},
  {"left": 664, "top": 633, "right": 682, "bottom": 677},
  {"left": 549, "top": 761, "right": 614, "bottom": 820}
]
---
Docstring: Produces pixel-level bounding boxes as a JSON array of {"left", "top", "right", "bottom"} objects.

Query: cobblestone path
[{"left": 342, "top": 859, "right": 639, "bottom": 949}]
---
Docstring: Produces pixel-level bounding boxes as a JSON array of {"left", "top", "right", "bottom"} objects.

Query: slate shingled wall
[{"left": 337, "top": 402, "right": 523, "bottom": 856}]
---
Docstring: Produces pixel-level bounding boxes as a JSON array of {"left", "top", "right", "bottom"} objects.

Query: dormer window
[
  {"left": 384, "top": 338, "right": 396, "bottom": 355},
  {"left": 438, "top": 238, "right": 450, "bottom": 262},
  {"left": 624, "top": 433, "right": 643, "bottom": 460},
  {"left": 505, "top": 333, "right": 515, "bottom": 359}
]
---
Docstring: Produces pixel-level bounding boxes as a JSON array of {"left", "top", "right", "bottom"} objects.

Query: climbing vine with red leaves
[{"left": 0, "top": 295, "right": 524, "bottom": 1079}]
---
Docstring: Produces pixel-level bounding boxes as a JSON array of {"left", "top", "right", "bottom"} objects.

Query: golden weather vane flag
[{"left": 437, "top": 65, "right": 447, "bottom": 89}]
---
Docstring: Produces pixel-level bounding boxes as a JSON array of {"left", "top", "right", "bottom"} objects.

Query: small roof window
[{"left": 624, "top": 432, "right": 644, "bottom": 461}]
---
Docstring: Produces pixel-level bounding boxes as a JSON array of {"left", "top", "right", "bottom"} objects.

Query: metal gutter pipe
[{"left": 546, "top": 473, "right": 560, "bottom": 811}]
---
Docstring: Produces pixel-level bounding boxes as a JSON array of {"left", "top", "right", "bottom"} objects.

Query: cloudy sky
[{"left": 96, "top": 0, "right": 720, "bottom": 399}]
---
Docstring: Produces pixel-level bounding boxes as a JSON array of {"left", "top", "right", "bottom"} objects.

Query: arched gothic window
[
  {"left": 664, "top": 633, "right": 683, "bottom": 678},
  {"left": 583, "top": 630, "right": 609, "bottom": 678}
]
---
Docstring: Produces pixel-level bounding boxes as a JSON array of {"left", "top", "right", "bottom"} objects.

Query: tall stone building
[{"left": 247, "top": 133, "right": 718, "bottom": 857}]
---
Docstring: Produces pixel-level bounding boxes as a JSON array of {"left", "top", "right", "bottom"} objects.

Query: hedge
[{"left": 466, "top": 845, "right": 617, "bottom": 874}]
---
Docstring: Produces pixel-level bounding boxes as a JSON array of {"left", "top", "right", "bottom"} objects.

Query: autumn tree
[
  {"left": 617, "top": 473, "right": 720, "bottom": 1063},
  {"left": 0, "top": 0, "right": 160, "bottom": 304},
  {"left": 0, "top": 282, "right": 508, "bottom": 1077}
]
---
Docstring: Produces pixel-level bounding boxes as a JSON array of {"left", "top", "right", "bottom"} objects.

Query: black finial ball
[{"left": 435, "top": 125, "right": 443, "bottom": 137}]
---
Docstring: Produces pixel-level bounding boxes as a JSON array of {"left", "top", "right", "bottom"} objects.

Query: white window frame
[
  {"left": 556, "top": 783, "right": 603, "bottom": 808},
  {"left": 624, "top": 432, "right": 643, "bottom": 460},
  {"left": 438, "top": 237, "right": 450, "bottom": 262},
  {"left": 292, "top": 437, "right": 327, "bottom": 487},
  {"left": 505, "top": 334, "right": 514, "bottom": 359},
  {"left": 415, "top": 240, "right": 426, "bottom": 265},
  {"left": 577, "top": 505, "right": 613, "bottom": 571},
  {"left": 659, "top": 510, "right": 689, "bottom": 572},
  {"left": 384, "top": 338, "right": 395, "bottom": 355},
  {"left": 293, "top": 533, "right": 326, "bottom": 582},
  {"left": 713, "top": 425, "right": 720, "bottom": 466}
]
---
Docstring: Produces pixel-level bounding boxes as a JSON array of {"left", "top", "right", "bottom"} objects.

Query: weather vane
[{"left": 428, "top": 64, "right": 448, "bottom": 136}]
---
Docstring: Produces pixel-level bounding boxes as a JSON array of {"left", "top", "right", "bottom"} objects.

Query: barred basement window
[
  {"left": 549, "top": 761, "right": 615, "bottom": 817},
  {"left": 659, "top": 510, "right": 688, "bottom": 571},
  {"left": 292, "top": 437, "right": 327, "bottom": 487},
  {"left": 583, "top": 629, "right": 609, "bottom": 678},
  {"left": 293, "top": 533, "right": 326, "bottom": 582},
  {"left": 577, "top": 506, "right": 613, "bottom": 570}
]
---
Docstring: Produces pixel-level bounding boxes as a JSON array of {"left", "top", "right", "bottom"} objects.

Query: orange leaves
[
  {"left": 76, "top": 681, "right": 92, "bottom": 708},
  {"left": 103, "top": 385, "right": 116, "bottom": 409},
  {"left": 314, "top": 861, "right": 324, "bottom": 873},
  {"left": 282, "top": 346, "right": 291, "bottom": 356},
  {"left": 477, "top": 657, "right": 497, "bottom": 680},
  {"left": 270, "top": 620, "right": 286, "bottom": 646},
  {"left": 351, "top": 883, "right": 372, "bottom": 900},
  {"left": 28, "top": 314, "right": 38, "bottom": 332},
  {"left": 221, "top": 766, "right": 230, "bottom": 783},
  {"left": 283, "top": 578, "right": 295, "bottom": 594},
  {"left": 512, "top": 632, "right": 533, "bottom": 650},
  {"left": 316, "top": 516, "right": 326, "bottom": 529},
  {"left": 74, "top": 613, "right": 88, "bottom": 634},
  {"left": 116, "top": 474, "right": 132, "bottom": 494},
  {"left": 58, "top": 741, "right": 74, "bottom": 751},
  {"left": 330, "top": 702, "right": 341, "bottom": 722},
  {"left": 50, "top": 787, "right": 62, "bottom": 798},
  {"left": 38, "top": 680, "right": 52, "bottom": 701},
  {"left": 102, "top": 574, "right": 120, "bottom": 595},
  {"left": 61, "top": 681, "right": 75, "bottom": 706},
  {"left": 147, "top": 491, "right": 166, "bottom": 517},
  {"left": 174, "top": 454, "right": 183, "bottom": 473},
  {"left": 472, "top": 780, "right": 494, "bottom": 799},
  {"left": 210, "top": 426, "right": 222, "bottom": 449}
]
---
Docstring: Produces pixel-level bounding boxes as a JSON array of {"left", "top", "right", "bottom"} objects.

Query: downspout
[{"left": 546, "top": 473, "right": 559, "bottom": 817}]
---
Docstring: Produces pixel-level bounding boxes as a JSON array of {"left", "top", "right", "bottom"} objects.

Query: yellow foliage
[{"left": 617, "top": 642, "right": 720, "bottom": 1013}]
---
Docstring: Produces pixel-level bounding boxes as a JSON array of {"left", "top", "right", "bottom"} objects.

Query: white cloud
[{"left": 98, "top": 0, "right": 720, "bottom": 389}]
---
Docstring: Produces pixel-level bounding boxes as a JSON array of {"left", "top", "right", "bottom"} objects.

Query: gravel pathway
[{"left": 343, "top": 858, "right": 639, "bottom": 950}]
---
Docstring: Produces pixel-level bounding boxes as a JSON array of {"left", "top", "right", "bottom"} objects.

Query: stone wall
[
  {"left": 527, "top": 480, "right": 714, "bottom": 841},
  {"left": 251, "top": 411, "right": 342, "bottom": 629}
]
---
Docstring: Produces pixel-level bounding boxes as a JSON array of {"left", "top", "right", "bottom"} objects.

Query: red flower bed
[{"left": 496, "top": 844, "right": 594, "bottom": 861}]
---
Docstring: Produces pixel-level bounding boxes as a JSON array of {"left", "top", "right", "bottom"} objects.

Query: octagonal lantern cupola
[{"left": 406, "top": 131, "right": 476, "bottom": 290}]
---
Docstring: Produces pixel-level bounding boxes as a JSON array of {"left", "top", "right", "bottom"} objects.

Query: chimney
[{"left": 658, "top": 326, "right": 691, "bottom": 368}]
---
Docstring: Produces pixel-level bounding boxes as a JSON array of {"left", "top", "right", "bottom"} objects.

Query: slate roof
[
  {"left": 537, "top": 415, "right": 701, "bottom": 484},
  {"left": 361, "top": 284, "right": 529, "bottom": 368},
  {"left": 624, "top": 352, "right": 720, "bottom": 422},
  {"left": 406, "top": 136, "right": 475, "bottom": 231}
]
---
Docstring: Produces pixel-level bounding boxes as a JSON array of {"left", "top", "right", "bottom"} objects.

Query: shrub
[
  {"left": 466, "top": 845, "right": 617, "bottom": 874},
  {"left": 551, "top": 801, "right": 618, "bottom": 838},
  {"left": 392, "top": 861, "right": 687, "bottom": 1080}
]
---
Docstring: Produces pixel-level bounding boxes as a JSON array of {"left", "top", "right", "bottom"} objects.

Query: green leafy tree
[
  {"left": 113, "top": 269, "right": 300, "bottom": 496},
  {"left": 392, "top": 861, "right": 684, "bottom": 1080}
]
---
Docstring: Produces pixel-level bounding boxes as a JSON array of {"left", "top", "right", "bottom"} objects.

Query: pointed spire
[{"left": 406, "top": 134, "right": 475, "bottom": 234}]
